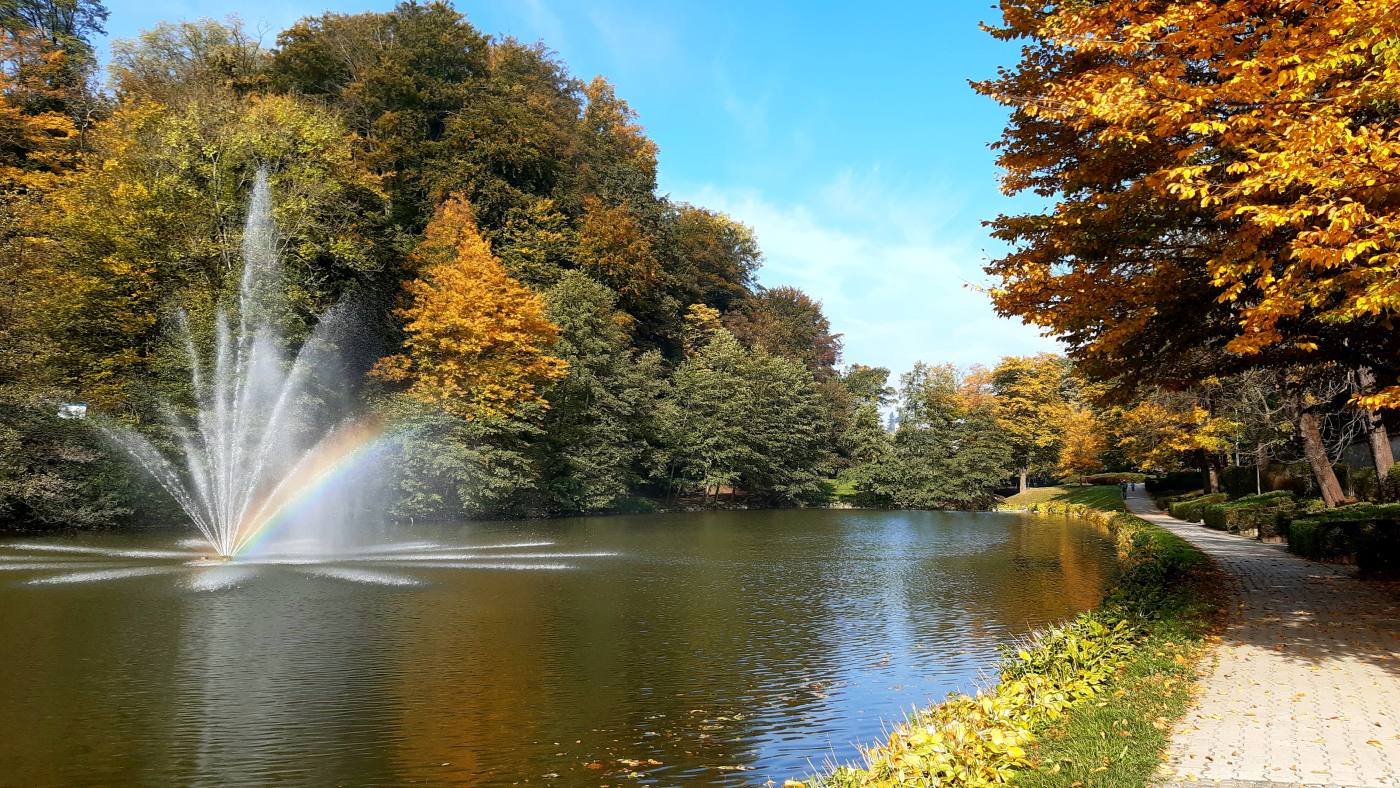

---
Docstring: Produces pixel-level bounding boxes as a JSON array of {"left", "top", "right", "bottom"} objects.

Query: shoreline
[{"left": 794, "top": 485, "right": 1224, "bottom": 787}]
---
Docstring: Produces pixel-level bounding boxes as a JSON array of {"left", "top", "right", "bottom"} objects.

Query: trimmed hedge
[
  {"left": 1169, "top": 493, "right": 1228, "bottom": 523},
  {"left": 1288, "top": 502, "right": 1400, "bottom": 578},
  {"left": 1201, "top": 491, "right": 1296, "bottom": 536}
]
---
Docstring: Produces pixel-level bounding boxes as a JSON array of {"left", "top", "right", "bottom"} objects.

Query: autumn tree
[
  {"left": 372, "top": 194, "right": 567, "bottom": 419},
  {"left": 990, "top": 353, "right": 1073, "bottom": 491},
  {"left": 1056, "top": 407, "right": 1107, "bottom": 479},
  {"left": 976, "top": 0, "right": 1400, "bottom": 504},
  {"left": 725, "top": 286, "right": 842, "bottom": 378}
]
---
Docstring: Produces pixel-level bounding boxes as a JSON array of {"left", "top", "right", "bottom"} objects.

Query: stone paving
[{"left": 1123, "top": 488, "right": 1400, "bottom": 788}]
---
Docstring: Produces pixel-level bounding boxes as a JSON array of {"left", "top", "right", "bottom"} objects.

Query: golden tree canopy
[{"left": 373, "top": 194, "right": 567, "bottom": 419}]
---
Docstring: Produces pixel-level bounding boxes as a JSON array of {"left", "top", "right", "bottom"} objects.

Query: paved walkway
[{"left": 1123, "top": 488, "right": 1400, "bottom": 787}]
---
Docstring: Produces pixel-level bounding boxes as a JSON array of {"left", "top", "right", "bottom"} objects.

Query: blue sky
[{"left": 98, "top": 0, "right": 1059, "bottom": 378}]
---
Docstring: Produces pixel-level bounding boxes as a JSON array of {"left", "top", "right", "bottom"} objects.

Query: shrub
[
  {"left": 1146, "top": 471, "right": 1203, "bottom": 494},
  {"left": 1288, "top": 502, "right": 1400, "bottom": 577},
  {"left": 1155, "top": 490, "right": 1203, "bottom": 510},
  {"left": 1220, "top": 465, "right": 1260, "bottom": 499},
  {"left": 1169, "top": 493, "right": 1228, "bottom": 522},
  {"left": 1382, "top": 465, "right": 1400, "bottom": 503},
  {"left": 1201, "top": 491, "right": 1295, "bottom": 535},
  {"left": 1350, "top": 466, "right": 1378, "bottom": 502}
]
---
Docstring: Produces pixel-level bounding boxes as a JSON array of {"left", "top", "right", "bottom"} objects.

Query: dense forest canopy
[
  {"left": 4, "top": 0, "right": 1396, "bottom": 530},
  {"left": 0, "top": 0, "right": 1041, "bottom": 528}
]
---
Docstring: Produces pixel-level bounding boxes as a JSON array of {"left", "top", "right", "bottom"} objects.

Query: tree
[
  {"left": 0, "top": 0, "right": 107, "bottom": 120},
  {"left": 109, "top": 18, "right": 266, "bottom": 103},
  {"left": 852, "top": 362, "right": 1014, "bottom": 509},
  {"left": 1056, "top": 407, "right": 1106, "bottom": 479},
  {"left": 990, "top": 354, "right": 1073, "bottom": 490},
  {"left": 974, "top": 1, "right": 1400, "bottom": 505},
  {"left": 379, "top": 396, "right": 539, "bottom": 519},
  {"left": 725, "top": 285, "right": 842, "bottom": 378},
  {"left": 661, "top": 204, "right": 760, "bottom": 313},
  {"left": 372, "top": 194, "right": 567, "bottom": 419},
  {"left": 664, "top": 327, "right": 828, "bottom": 504},
  {"left": 23, "top": 92, "right": 387, "bottom": 409},
  {"left": 268, "top": 1, "right": 490, "bottom": 228},
  {"left": 538, "top": 272, "right": 665, "bottom": 512}
]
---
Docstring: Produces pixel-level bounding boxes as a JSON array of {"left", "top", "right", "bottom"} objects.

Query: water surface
[{"left": 0, "top": 509, "right": 1117, "bottom": 786}]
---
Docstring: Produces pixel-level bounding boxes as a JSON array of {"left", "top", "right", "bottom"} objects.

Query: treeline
[
  {"left": 0, "top": 0, "right": 1044, "bottom": 527},
  {"left": 974, "top": 0, "right": 1400, "bottom": 506}
]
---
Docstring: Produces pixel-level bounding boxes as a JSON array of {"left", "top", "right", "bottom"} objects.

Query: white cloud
[{"left": 669, "top": 173, "right": 1059, "bottom": 378}]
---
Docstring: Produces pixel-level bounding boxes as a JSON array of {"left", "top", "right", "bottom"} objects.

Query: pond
[{"left": 0, "top": 509, "right": 1117, "bottom": 786}]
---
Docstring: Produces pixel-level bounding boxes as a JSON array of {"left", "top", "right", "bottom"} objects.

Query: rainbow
[{"left": 230, "top": 419, "right": 390, "bottom": 557}]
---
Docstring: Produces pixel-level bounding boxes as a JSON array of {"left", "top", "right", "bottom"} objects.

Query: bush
[
  {"left": 1147, "top": 471, "right": 1203, "bottom": 494},
  {"left": 1288, "top": 502, "right": 1400, "bottom": 577},
  {"left": 1350, "top": 466, "right": 1378, "bottom": 502},
  {"left": 1155, "top": 490, "right": 1203, "bottom": 510},
  {"left": 1219, "top": 465, "right": 1260, "bottom": 499},
  {"left": 1201, "top": 491, "right": 1295, "bottom": 535},
  {"left": 1169, "top": 493, "right": 1228, "bottom": 522},
  {"left": 1382, "top": 465, "right": 1400, "bottom": 502}
]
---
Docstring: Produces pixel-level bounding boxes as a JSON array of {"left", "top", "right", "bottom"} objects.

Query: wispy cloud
[{"left": 671, "top": 172, "right": 1059, "bottom": 377}]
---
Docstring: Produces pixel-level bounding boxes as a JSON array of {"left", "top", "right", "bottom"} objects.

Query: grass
[
  {"left": 1016, "top": 524, "right": 1220, "bottom": 787},
  {"left": 1001, "top": 484, "right": 1127, "bottom": 512}
]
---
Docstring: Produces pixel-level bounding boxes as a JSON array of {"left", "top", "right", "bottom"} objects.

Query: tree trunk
[
  {"left": 1255, "top": 444, "right": 1268, "bottom": 495},
  {"left": 1299, "top": 410, "right": 1347, "bottom": 507},
  {"left": 1197, "top": 450, "right": 1219, "bottom": 493},
  {"left": 1357, "top": 367, "right": 1395, "bottom": 479},
  {"left": 1018, "top": 469, "right": 1028, "bottom": 493}
]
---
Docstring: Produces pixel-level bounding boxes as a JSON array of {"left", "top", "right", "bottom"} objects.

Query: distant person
[
  {"left": 1130, "top": 481, "right": 1136, "bottom": 491},
  {"left": 1119, "top": 481, "right": 1129, "bottom": 498}
]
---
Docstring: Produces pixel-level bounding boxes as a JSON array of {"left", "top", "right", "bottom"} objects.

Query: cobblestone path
[{"left": 1124, "top": 488, "right": 1400, "bottom": 787}]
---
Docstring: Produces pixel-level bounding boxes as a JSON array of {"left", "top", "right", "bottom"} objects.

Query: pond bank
[{"left": 794, "top": 485, "right": 1223, "bottom": 787}]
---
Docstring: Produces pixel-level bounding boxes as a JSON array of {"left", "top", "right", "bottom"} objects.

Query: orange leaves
[
  {"left": 373, "top": 194, "right": 567, "bottom": 419},
  {"left": 575, "top": 196, "right": 659, "bottom": 300},
  {"left": 976, "top": 0, "right": 1400, "bottom": 386}
]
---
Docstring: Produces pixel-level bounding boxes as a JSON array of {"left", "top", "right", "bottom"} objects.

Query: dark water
[{"left": 0, "top": 509, "right": 1117, "bottom": 787}]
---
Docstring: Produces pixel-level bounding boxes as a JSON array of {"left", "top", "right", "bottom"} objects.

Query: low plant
[
  {"left": 1201, "top": 491, "right": 1295, "bottom": 534},
  {"left": 1168, "top": 493, "right": 1228, "bottom": 523},
  {"left": 1072, "top": 473, "right": 1147, "bottom": 485},
  {"left": 1145, "top": 471, "right": 1203, "bottom": 494},
  {"left": 1288, "top": 502, "right": 1400, "bottom": 577}
]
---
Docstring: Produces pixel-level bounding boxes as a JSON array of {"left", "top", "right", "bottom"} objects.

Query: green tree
[{"left": 538, "top": 272, "right": 666, "bottom": 512}]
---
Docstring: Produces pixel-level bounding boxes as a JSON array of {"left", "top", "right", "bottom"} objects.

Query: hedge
[
  {"left": 1201, "top": 491, "right": 1296, "bottom": 536},
  {"left": 1288, "top": 502, "right": 1400, "bottom": 578},
  {"left": 1169, "top": 493, "right": 1228, "bottom": 523}
]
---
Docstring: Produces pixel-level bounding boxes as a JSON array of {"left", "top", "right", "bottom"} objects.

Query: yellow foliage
[
  {"left": 373, "top": 194, "right": 567, "bottom": 419},
  {"left": 1057, "top": 407, "right": 1107, "bottom": 477}
]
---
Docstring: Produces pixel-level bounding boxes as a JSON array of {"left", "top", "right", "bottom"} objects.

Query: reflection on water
[{"left": 0, "top": 509, "right": 1117, "bottom": 786}]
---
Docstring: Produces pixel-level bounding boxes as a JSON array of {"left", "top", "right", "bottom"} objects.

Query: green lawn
[{"left": 1002, "top": 484, "right": 1126, "bottom": 512}]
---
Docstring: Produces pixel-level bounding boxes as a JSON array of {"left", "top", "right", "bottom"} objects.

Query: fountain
[
  {"left": 2, "top": 169, "right": 617, "bottom": 588},
  {"left": 104, "top": 168, "right": 385, "bottom": 560}
]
